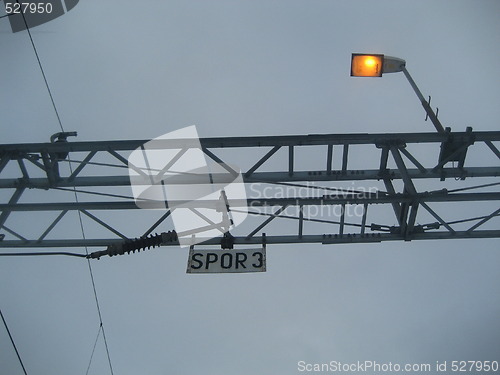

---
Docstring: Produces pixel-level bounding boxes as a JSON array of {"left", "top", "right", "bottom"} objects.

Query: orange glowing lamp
[{"left": 351, "top": 54, "right": 406, "bottom": 77}]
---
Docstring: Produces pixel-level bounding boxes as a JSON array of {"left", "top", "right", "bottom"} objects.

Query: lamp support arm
[{"left": 401, "top": 66, "right": 445, "bottom": 133}]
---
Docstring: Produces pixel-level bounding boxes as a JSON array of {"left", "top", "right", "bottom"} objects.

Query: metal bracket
[
  {"left": 50, "top": 131, "right": 77, "bottom": 161},
  {"left": 221, "top": 232, "right": 235, "bottom": 249},
  {"left": 437, "top": 127, "right": 474, "bottom": 173}
]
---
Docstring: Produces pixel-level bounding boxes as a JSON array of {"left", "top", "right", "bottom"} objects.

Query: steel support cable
[
  {"left": 236, "top": 208, "right": 500, "bottom": 233},
  {"left": 74, "top": 189, "right": 115, "bottom": 375},
  {"left": 446, "top": 181, "right": 500, "bottom": 193},
  {"left": 58, "top": 160, "right": 392, "bottom": 197},
  {"left": 62, "top": 158, "right": 134, "bottom": 170},
  {"left": 50, "top": 186, "right": 151, "bottom": 201},
  {"left": 61, "top": 158, "right": 245, "bottom": 177},
  {"left": 0, "top": 307, "right": 28, "bottom": 375},
  {"left": 62, "top": 157, "right": 239, "bottom": 176},
  {"left": 85, "top": 324, "right": 103, "bottom": 375},
  {"left": 232, "top": 208, "right": 365, "bottom": 229},
  {"left": 16, "top": 0, "right": 63, "bottom": 133},
  {"left": 16, "top": 6, "right": 115, "bottom": 374},
  {"left": 62, "top": 158, "right": 196, "bottom": 174},
  {"left": 446, "top": 212, "right": 500, "bottom": 226},
  {"left": 49, "top": 182, "right": 390, "bottom": 203}
]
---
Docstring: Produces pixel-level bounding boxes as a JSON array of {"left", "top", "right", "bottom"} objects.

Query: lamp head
[{"left": 351, "top": 54, "right": 406, "bottom": 77}]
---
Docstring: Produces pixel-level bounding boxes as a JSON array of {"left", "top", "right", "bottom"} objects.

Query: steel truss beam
[{"left": 1, "top": 130, "right": 499, "bottom": 249}]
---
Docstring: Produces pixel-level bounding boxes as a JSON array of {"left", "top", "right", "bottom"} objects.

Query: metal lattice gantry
[{"left": 0, "top": 129, "right": 499, "bottom": 250}]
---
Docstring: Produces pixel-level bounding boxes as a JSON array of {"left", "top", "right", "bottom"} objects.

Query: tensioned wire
[
  {"left": 34, "top": 185, "right": 500, "bottom": 231},
  {"left": 13, "top": 3, "right": 115, "bottom": 374},
  {"left": 59, "top": 156, "right": 392, "bottom": 197},
  {"left": 0, "top": 307, "right": 28, "bottom": 375},
  {"left": 58, "top": 156, "right": 500, "bottom": 196}
]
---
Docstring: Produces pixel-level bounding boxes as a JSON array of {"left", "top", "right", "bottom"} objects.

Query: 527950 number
[
  {"left": 5, "top": 2, "right": 53, "bottom": 14},
  {"left": 451, "top": 361, "right": 499, "bottom": 372}
]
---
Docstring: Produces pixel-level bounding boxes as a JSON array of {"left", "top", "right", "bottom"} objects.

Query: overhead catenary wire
[
  {"left": 15, "top": 4, "right": 115, "bottom": 374},
  {"left": 0, "top": 251, "right": 87, "bottom": 258},
  {"left": 0, "top": 307, "right": 28, "bottom": 375},
  {"left": 16, "top": 0, "right": 63, "bottom": 133},
  {"left": 64, "top": 88, "right": 116, "bottom": 375},
  {"left": 85, "top": 324, "right": 103, "bottom": 375}
]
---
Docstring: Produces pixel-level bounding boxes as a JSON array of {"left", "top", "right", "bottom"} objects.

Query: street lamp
[{"left": 351, "top": 53, "right": 445, "bottom": 133}]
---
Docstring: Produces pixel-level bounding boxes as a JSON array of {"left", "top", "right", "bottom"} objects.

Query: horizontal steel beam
[
  {"left": 1, "top": 131, "right": 499, "bottom": 153},
  {"left": 1, "top": 167, "right": 499, "bottom": 189},
  {"left": 1, "top": 230, "right": 499, "bottom": 249},
  {"left": 1, "top": 192, "right": 499, "bottom": 212}
]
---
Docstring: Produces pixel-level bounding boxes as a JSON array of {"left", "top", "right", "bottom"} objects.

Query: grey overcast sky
[{"left": 1, "top": 1, "right": 499, "bottom": 374}]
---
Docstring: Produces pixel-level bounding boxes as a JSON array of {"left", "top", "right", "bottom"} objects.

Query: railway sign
[{"left": 186, "top": 248, "right": 266, "bottom": 274}]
